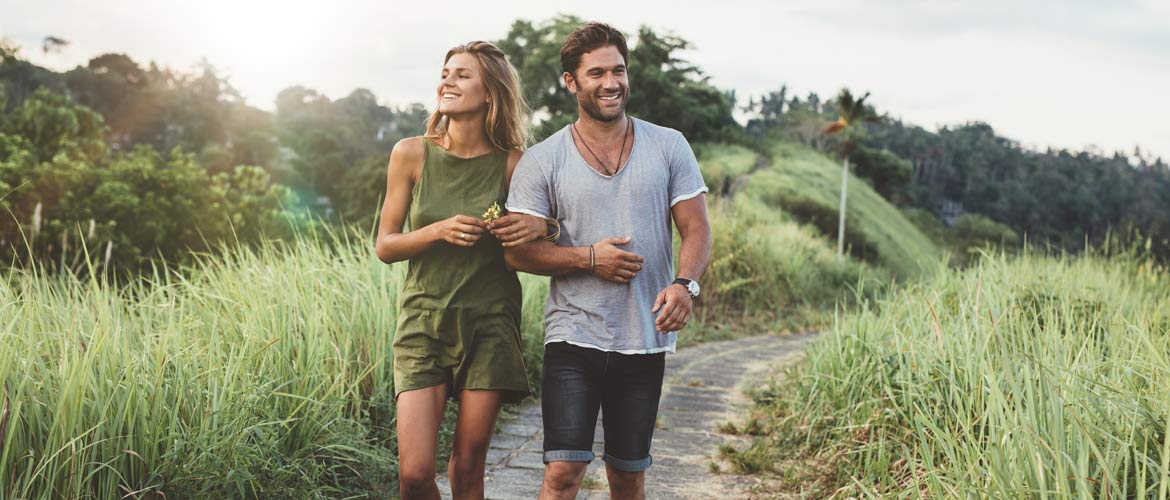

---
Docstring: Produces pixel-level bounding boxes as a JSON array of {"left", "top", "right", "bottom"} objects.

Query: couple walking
[{"left": 375, "top": 21, "right": 711, "bottom": 500}]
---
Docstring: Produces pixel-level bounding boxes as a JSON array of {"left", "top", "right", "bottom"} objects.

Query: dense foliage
[
  {"left": 0, "top": 87, "right": 299, "bottom": 272},
  {"left": 743, "top": 85, "right": 1170, "bottom": 260}
]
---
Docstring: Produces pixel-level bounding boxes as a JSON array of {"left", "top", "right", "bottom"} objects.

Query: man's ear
[{"left": 562, "top": 71, "right": 577, "bottom": 94}]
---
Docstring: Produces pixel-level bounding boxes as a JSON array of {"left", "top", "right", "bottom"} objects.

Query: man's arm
[
  {"left": 505, "top": 237, "right": 644, "bottom": 282},
  {"left": 652, "top": 195, "right": 712, "bottom": 332},
  {"left": 503, "top": 240, "right": 589, "bottom": 276},
  {"left": 673, "top": 195, "right": 713, "bottom": 282}
]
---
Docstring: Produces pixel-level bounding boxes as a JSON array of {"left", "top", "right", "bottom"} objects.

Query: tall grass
[
  {"left": 686, "top": 194, "right": 883, "bottom": 346},
  {"left": 685, "top": 141, "right": 898, "bottom": 345},
  {"left": 728, "top": 250, "right": 1170, "bottom": 498},
  {"left": 0, "top": 229, "right": 548, "bottom": 498}
]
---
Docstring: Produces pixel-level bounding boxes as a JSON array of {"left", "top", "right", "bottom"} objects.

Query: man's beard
[{"left": 579, "top": 89, "right": 628, "bottom": 122}]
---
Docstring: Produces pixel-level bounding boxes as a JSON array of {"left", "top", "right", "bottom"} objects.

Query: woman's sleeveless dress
[{"left": 392, "top": 140, "right": 529, "bottom": 403}]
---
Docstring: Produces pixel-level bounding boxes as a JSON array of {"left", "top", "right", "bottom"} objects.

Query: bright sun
[{"left": 184, "top": 0, "right": 340, "bottom": 101}]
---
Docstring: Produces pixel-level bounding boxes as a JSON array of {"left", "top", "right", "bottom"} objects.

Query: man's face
[{"left": 564, "top": 45, "right": 629, "bottom": 123}]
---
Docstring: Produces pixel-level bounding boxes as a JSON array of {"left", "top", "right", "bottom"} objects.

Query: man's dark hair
[{"left": 559, "top": 22, "right": 629, "bottom": 77}]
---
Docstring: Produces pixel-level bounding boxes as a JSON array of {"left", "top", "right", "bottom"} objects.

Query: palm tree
[
  {"left": 823, "top": 89, "right": 877, "bottom": 260},
  {"left": 41, "top": 36, "right": 69, "bottom": 54}
]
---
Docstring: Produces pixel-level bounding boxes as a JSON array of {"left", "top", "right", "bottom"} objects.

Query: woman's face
[{"left": 437, "top": 52, "right": 489, "bottom": 117}]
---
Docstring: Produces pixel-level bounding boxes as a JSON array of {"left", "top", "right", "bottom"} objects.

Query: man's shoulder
[
  {"left": 523, "top": 126, "right": 571, "bottom": 160},
  {"left": 632, "top": 118, "right": 688, "bottom": 147}
]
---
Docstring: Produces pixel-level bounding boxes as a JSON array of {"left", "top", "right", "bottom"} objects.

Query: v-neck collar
[{"left": 566, "top": 118, "right": 637, "bottom": 180}]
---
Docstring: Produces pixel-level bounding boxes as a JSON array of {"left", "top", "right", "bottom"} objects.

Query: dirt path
[{"left": 437, "top": 332, "right": 818, "bottom": 499}]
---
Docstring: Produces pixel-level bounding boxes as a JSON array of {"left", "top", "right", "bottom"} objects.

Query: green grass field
[
  {"left": 0, "top": 230, "right": 548, "bottom": 498},
  {"left": 725, "top": 249, "right": 1170, "bottom": 497}
]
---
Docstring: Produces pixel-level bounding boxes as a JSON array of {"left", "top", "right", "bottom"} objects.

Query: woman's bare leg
[
  {"left": 448, "top": 390, "right": 504, "bottom": 500},
  {"left": 397, "top": 385, "right": 448, "bottom": 500}
]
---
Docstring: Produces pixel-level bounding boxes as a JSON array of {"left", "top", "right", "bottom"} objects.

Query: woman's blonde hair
[{"left": 425, "top": 41, "right": 530, "bottom": 151}]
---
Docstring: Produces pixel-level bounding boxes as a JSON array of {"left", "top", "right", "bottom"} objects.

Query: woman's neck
[{"left": 442, "top": 112, "right": 494, "bottom": 157}]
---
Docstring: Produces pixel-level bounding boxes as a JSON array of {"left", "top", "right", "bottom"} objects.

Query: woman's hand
[
  {"left": 428, "top": 215, "right": 488, "bottom": 247},
  {"left": 489, "top": 214, "right": 547, "bottom": 247}
]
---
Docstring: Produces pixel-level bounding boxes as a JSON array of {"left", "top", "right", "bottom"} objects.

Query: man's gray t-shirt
[{"left": 506, "top": 118, "right": 707, "bottom": 354}]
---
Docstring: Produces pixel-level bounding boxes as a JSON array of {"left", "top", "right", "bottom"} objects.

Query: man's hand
[
  {"left": 592, "top": 237, "right": 644, "bottom": 283},
  {"left": 489, "top": 214, "right": 546, "bottom": 247},
  {"left": 652, "top": 283, "right": 693, "bottom": 333}
]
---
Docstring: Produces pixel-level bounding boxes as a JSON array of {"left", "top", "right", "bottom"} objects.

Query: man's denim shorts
[{"left": 541, "top": 341, "right": 666, "bottom": 472}]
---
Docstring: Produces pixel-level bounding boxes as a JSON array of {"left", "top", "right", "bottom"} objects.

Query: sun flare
[{"left": 184, "top": 0, "right": 340, "bottom": 100}]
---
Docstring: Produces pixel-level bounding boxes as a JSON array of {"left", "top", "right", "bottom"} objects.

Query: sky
[{"left": 4, "top": 0, "right": 1169, "bottom": 159}]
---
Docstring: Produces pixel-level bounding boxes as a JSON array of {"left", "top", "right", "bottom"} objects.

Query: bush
[{"left": 903, "top": 208, "right": 1018, "bottom": 266}]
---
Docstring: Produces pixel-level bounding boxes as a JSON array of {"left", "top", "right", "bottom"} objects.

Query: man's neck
[
  {"left": 573, "top": 112, "right": 628, "bottom": 142},
  {"left": 443, "top": 112, "right": 494, "bottom": 156}
]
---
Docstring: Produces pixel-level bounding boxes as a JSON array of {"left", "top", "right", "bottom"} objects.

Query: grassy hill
[
  {"left": 687, "top": 138, "right": 942, "bottom": 341},
  {"left": 693, "top": 143, "right": 759, "bottom": 190},
  {"left": 704, "top": 141, "right": 941, "bottom": 278}
]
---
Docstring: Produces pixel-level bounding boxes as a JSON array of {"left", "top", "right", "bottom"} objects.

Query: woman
[{"left": 374, "top": 41, "right": 549, "bottom": 500}]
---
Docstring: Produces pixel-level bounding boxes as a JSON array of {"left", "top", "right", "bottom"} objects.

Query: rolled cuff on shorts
[
  {"left": 603, "top": 453, "right": 652, "bottom": 472},
  {"left": 543, "top": 449, "right": 595, "bottom": 464}
]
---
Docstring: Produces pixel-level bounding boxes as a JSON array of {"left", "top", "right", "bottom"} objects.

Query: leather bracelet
[{"left": 588, "top": 244, "right": 595, "bottom": 274}]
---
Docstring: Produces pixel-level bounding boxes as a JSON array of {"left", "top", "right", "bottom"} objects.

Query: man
[{"left": 498, "top": 21, "right": 712, "bottom": 500}]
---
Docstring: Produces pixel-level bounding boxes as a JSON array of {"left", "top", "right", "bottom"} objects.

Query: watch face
[{"left": 687, "top": 281, "right": 700, "bottom": 297}]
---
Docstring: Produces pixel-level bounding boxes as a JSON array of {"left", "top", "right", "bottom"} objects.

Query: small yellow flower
[{"left": 482, "top": 202, "right": 503, "bottom": 223}]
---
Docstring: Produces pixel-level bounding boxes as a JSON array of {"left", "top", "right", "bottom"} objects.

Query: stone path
[{"left": 437, "top": 332, "right": 818, "bottom": 499}]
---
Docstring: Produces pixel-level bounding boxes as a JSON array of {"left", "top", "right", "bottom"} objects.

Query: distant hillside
[{"left": 699, "top": 141, "right": 940, "bottom": 278}]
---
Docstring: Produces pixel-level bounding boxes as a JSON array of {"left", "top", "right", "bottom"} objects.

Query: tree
[
  {"left": 496, "top": 15, "right": 739, "bottom": 142},
  {"left": 850, "top": 144, "right": 912, "bottom": 201},
  {"left": 0, "top": 87, "right": 301, "bottom": 273},
  {"left": 0, "top": 44, "right": 69, "bottom": 108},
  {"left": 275, "top": 85, "right": 425, "bottom": 220},
  {"left": 822, "top": 89, "right": 878, "bottom": 259},
  {"left": 42, "top": 36, "right": 70, "bottom": 54},
  {"left": 744, "top": 84, "right": 787, "bottom": 136}
]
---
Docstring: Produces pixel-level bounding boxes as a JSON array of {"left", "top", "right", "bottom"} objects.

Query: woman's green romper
[{"left": 393, "top": 140, "right": 529, "bottom": 404}]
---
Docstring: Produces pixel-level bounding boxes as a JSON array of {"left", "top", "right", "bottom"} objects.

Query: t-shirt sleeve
[
  {"left": 506, "top": 151, "right": 555, "bottom": 218},
  {"left": 668, "top": 131, "right": 709, "bottom": 207}
]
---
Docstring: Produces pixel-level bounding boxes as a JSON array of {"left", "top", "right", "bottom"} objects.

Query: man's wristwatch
[{"left": 672, "top": 278, "right": 700, "bottom": 299}]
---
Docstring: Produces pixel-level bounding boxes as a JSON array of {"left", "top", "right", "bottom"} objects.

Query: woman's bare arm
[{"left": 375, "top": 138, "right": 487, "bottom": 263}]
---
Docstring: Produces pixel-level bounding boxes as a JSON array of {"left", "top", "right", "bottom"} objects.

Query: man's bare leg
[
  {"left": 606, "top": 464, "right": 645, "bottom": 500},
  {"left": 539, "top": 461, "right": 588, "bottom": 500}
]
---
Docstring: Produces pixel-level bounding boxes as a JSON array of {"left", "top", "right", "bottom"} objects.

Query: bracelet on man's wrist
[{"left": 543, "top": 217, "right": 561, "bottom": 242}]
